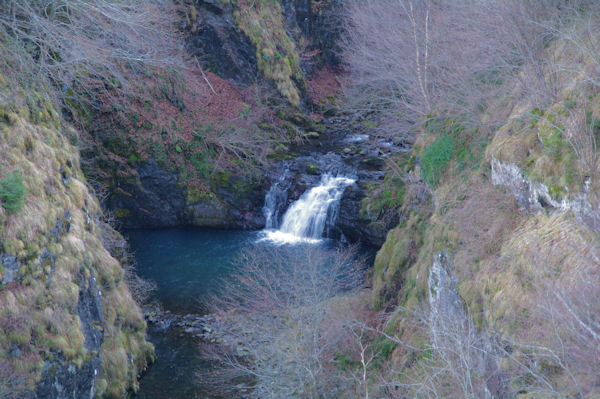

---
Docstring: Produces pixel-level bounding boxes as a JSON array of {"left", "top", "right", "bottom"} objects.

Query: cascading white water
[{"left": 260, "top": 174, "right": 355, "bottom": 244}]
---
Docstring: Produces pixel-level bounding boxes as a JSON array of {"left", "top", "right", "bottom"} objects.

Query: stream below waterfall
[
  {"left": 130, "top": 173, "right": 372, "bottom": 398},
  {"left": 127, "top": 228, "right": 262, "bottom": 398}
]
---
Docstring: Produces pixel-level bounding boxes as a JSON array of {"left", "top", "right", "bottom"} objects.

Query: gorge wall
[{"left": 0, "top": 90, "right": 153, "bottom": 397}]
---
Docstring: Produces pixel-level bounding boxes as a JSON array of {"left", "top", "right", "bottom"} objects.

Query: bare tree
[
  {"left": 201, "top": 245, "right": 367, "bottom": 398},
  {"left": 347, "top": 327, "right": 376, "bottom": 399},
  {"left": 342, "top": 0, "right": 515, "bottom": 135},
  {"left": 341, "top": 0, "right": 591, "bottom": 136},
  {"left": 0, "top": 0, "right": 179, "bottom": 115}
]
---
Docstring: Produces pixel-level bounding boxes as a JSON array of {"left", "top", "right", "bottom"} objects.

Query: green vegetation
[
  {"left": 0, "top": 171, "right": 26, "bottom": 213},
  {"left": 487, "top": 104, "right": 583, "bottom": 198},
  {"left": 420, "top": 133, "right": 457, "bottom": 186},
  {"left": 360, "top": 155, "right": 411, "bottom": 219},
  {"left": 113, "top": 208, "right": 131, "bottom": 219},
  {"left": 370, "top": 202, "right": 431, "bottom": 310},
  {"left": 232, "top": 0, "right": 304, "bottom": 106}
]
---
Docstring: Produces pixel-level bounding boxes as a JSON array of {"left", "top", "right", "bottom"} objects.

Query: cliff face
[
  {"left": 0, "top": 90, "right": 153, "bottom": 398},
  {"left": 181, "top": 0, "right": 344, "bottom": 101}
]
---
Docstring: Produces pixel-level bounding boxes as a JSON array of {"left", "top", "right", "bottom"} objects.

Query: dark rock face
[
  {"left": 109, "top": 159, "right": 267, "bottom": 229},
  {"left": 0, "top": 253, "right": 20, "bottom": 284},
  {"left": 335, "top": 181, "right": 398, "bottom": 247},
  {"left": 36, "top": 271, "right": 103, "bottom": 399},
  {"left": 276, "top": 0, "right": 345, "bottom": 69},
  {"left": 40, "top": 249, "right": 57, "bottom": 287},
  {"left": 212, "top": 177, "right": 269, "bottom": 229},
  {"left": 50, "top": 210, "right": 71, "bottom": 240},
  {"left": 36, "top": 355, "right": 98, "bottom": 399},
  {"left": 184, "top": 0, "right": 258, "bottom": 86},
  {"left": 108, "top": 159, "right": 186, "bottom": 228},
  {"left": 77, "top": 270, "right": 104, "bottom": 354},
  {"left": 183, "top": 0, "right": 343, "bottom": 88}
]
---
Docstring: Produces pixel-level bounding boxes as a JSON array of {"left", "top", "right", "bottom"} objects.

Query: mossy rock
[
  {"left": 113, "top": 208, "right": 131, "bottom": 219},
  {"left": 186, "top": 187, "right": 213, "bottom": 204},
  {"left": 361, "top": 157, "right": 385, "bottom": 168},
  {"left": 305, "top": 163, "right": 319, "bottom": 175}
]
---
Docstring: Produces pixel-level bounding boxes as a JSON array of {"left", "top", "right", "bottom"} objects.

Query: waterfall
[
  {"left": 262, "top": 166, "right": 291, "bottom": 229},
  {"left": 261, "top": 174, "right": 355, "bottom": 244}
]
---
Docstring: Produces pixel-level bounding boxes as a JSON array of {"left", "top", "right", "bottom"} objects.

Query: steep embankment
[
  {"left": 369, "top": 41, "right": 600, "bottom": 395},
  {"left": 0, "top": 87, "right": 153, "bottom": 397}
]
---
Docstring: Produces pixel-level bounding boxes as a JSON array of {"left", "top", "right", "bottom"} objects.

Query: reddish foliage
[
  {"left": 306, "top": 67, "right": 345, "bottom": 106},
  {"left": 90, "top": 61, "right": 282, "bottom": 189},
  {"left": 99, "top": 61, "right": 251, "bottom": 142},
  {"left": 197, "top": 70, "right": 248, "bottom": 122}
]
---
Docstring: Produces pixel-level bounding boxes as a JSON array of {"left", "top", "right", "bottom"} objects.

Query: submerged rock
[{"left": 145, "top": 309, "right": 220, "bottom": 340}]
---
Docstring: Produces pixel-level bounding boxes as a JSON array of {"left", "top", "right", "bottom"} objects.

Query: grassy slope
[
  {"left": 369, "top": 37, "right": 600, "bottom": 394},
  {"left": 0, "top": 83, "right": 153, "bottom": 397}
]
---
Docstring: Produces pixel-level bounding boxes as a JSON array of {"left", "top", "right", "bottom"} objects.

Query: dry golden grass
[{"left": 0, "top": 93, "right": 152, "bottom": 396}]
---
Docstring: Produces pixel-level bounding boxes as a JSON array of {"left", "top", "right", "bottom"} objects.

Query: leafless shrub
[
  {"left": 494, "top": 1, "right": 564, "bottom": 106},
  {"left": 199, "top": 81, "right": 301, "bottom": 172},
  {"left": 99, "top": 215, "right": 157, "bottom": 308},
  {"left": 347, "top": 301, "right": 505, "bottom": 399},
  {"left": 541, "top": 91, "right": 600, "bottom": 183},
  {"left": 122, "top": 260, "right": 158, "bottom": 309},
  {"left": 201, "top": 244, "right": 368, "bottom": 398},
  {"left": 0, "top": 0, "right": 180, "bottom": 116},
  {"left": 544, "top": 4, "right": 600, "bottom": 89},
  {"left": 342, "top": 0, "right": 511, "bottom": 135},
  {"left": 508, "top": 237, "right": 600, "bottom": 397},
  {"left": 565, "top": 108, "right": 599, "bottom": 181},
  {"left": 341, "top": 0, "right": 593, "bottom": 136}
]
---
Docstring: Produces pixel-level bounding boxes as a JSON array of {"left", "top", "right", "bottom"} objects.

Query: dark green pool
[{"left": 127, "top": 228, "right": 262, "bottom": 399}]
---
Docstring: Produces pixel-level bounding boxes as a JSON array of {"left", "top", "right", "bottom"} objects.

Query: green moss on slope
[{"left": 232, "top": 0, "right": 305, "bottom": 106}]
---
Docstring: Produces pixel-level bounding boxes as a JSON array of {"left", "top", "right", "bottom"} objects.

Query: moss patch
[
  {"left": 0, "top": 170, "right": 27, "bottom": 213},
  {"left": 232, "top": 0, "right": 304, "bottom": 106}
]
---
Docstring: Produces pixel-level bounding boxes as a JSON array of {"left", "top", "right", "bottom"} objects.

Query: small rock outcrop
[
  {"left": 108, "top": 159, "right": 267, "bottom": 229},
  {"left": 336, "top": 180, "right": 398, "bottom": 247},
  {"left": 491, "top": 157, "right": 600, "bottom": 234},
  {"left": 108, "top": 159, "right": 186, "bottom": 227}
]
